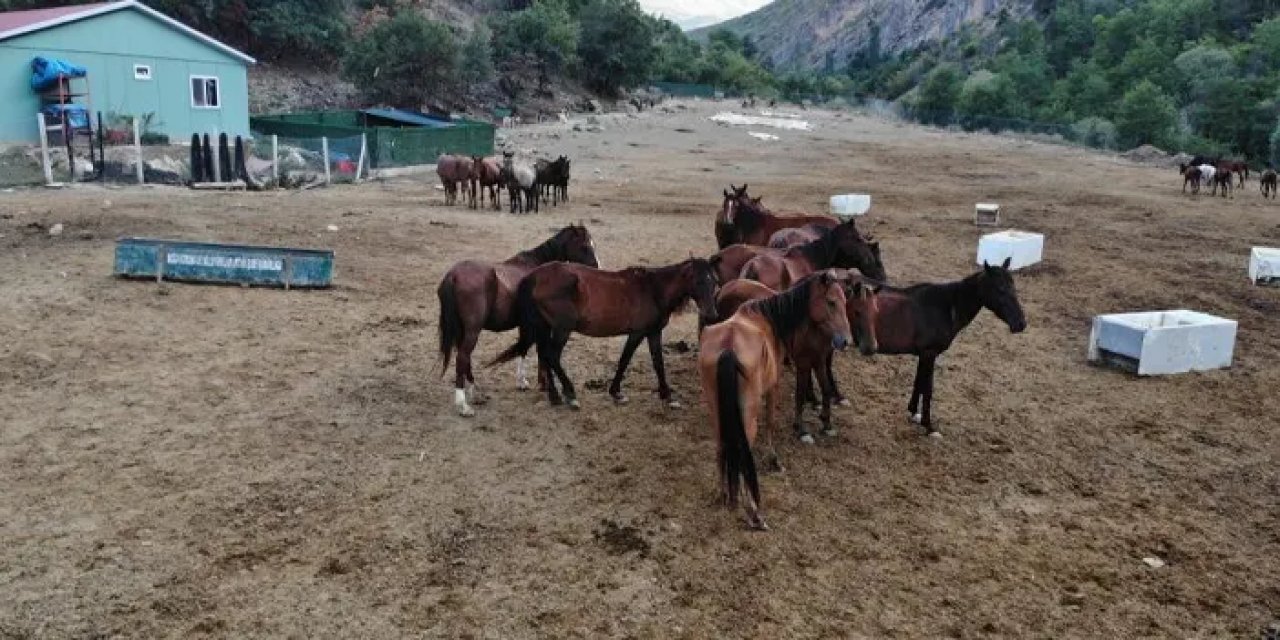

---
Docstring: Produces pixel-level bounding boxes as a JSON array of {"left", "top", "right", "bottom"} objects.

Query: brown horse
[
  {"left": 824, "top": 260, "right": 1027, "bottom": 436},
  {"left": 715, "top": 275, "right": 881, "bottom": 443},
  {"left": 1211, "top": 169, "right": 1234, "bottom": 198},
  {"left": 698, "top": 271, "right": 853, "bottom": 530},
  {"left": 767, "top": 223, "right": 829, "bottom": 249},
  {"left": 437, "top": 225, "right": 600, "bottom": 416},
  {"left": 437, "top": 154, "right": 476, "bottom": 207},
  {"left": 1179, "top": 163, "right": 1202, "bottom": 195},
  {"left": 1220, "top": 159, "right": 1248, "bottom": 187},
  {"left": 491, "top": 258, "right": 719, "bottom": 408},
  {"left": 715, "top": 185, "right": 839, "bottom": 248},
  {"left": 740, "top": 219, "right": 886, "bottom": 291},
  {"left": 1261, "top": 169, "right": 1277, "bottom": 199},
  {"left": 708, "top": 243, "right": 775, "bottom": 286},
  {"left": 473, "top": 156, "right": 504, "bottom": 210}
]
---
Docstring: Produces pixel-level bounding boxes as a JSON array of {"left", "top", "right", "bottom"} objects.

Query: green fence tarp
[
  {"left": 250, "top": 110, "right": 495, "bottom": 169},
  {"left": 651, "top": 82, "right": 716, "bottom": 98}
]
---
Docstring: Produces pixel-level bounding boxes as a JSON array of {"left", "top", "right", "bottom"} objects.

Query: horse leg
[
  {"left": 816, "top": 353, "right": 838, "bottom": 437},
  {"left": 548, "top": 331, "right": 578, "bottom": 408},
  {"left": 453, "top": 327, "right": 478, "bottom": 417},
  {"left": 793, "top": 359, "right": 814, "bottom": 444},
  {"left": 908, "top": 356, "right": 926, "bottom": 425},
  {"left": 827, "top": 351, "right": 849, "bottom": 407},
  {"left": 516, "top": 355, "right": 532, "bottom": 390},
  {"left": 920, "top": 355, "right": 940, "bottom": 437},
  {"left": 459, "top": 327, "right": 488, "bottom": 407},
  {"left": 608, "top": 333, "right": 645, "bottom": 404},
  {"left": 534, "top": 333, "right": 563, "bottom": 405},
  {"left": 647, "top": 331, "right": 679, "bottom": 408}
]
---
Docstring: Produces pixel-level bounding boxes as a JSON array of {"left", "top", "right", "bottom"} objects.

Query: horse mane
[
  {"left": 741, "top": 273, "right": 822, "bottom": 340},
  {"left": 515, "top": 228, "right": 575, "bottom": 264}
]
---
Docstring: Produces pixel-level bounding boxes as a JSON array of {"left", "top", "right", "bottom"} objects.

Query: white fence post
[
  {"left": 36, "top": 113, "right": 53, "bottom": 185},
  {"left": 355, "top": 133, "right": 367, "bottom": 182},
  {"left": 211, "top": 132, "right": 220, "bottom": 182},
  {"left": 321, "top": 136, "right": 331, "bottom": 184},
  {"left": 132, "top": 116, "right": 144, "bottom": 184},
  {"left": 271, "top": 134, "right": 279, "bottom": 183}
]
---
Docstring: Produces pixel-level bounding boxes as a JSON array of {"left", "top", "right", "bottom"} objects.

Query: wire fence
[{"left": 249, "top": 133, "right": 368, "bottom": 187}]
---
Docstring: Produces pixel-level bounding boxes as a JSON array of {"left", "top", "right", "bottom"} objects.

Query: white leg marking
[
  {"left": 516, "top": 357, "right": 530, "bottom": 390},
  {"left": 912, "top": 413, "right": 923, "bottom": 425},
  {"left": 591, "top": 239, "right": 603, "bottom": 269},
  {"left": 928, "top": 431, "right": 944, "bottom": 439},
  {"left": 455, "top": 388, "right": 475, "bottom": 417}
]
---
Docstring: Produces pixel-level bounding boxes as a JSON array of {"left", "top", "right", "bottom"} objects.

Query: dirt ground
[{"left": 2, "top": 101, "right": 1278, "bottom": 639}]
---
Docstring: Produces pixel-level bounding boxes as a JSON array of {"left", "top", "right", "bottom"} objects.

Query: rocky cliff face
[{"left": 695, "top": 0, "right": 1034, "bottom": 69}]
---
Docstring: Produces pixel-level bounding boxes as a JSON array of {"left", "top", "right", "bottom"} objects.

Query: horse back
[{"left": 698, "top": 313, "right": 784, "bottom": 391}]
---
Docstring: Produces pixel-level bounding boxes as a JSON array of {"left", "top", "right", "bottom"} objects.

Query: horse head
[
  {"left": 557, "top": 224, "right": 600, "bottom": 268},
  {"left": 681, "top": 258, "right": 720, "bottom": 325},
  {"left": 841, "top": 276, "right": 882, "bottom": 356},
  {"left": 980, "top": 258, "right": 1027, "bottom": 333},
  {"left": 830, "top": 221, "right": 887, "bottom": 282},
  {"left": 807, "top": 270, "right": 853, "bottom": 352}
]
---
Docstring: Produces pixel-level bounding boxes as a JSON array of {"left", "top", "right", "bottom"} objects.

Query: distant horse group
[
  {"left": 436, "top": 151, "right": 573, "bottom": 214},
  {"left": 435, "top": 181, "right": 1029, "bottom": 530},
  {"left": 1178, "top": 156, "right": 1255, "bottom": 198}
]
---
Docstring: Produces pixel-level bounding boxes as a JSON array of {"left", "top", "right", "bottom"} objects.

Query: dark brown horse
[
  {"left": 714, "top": 185, "right": 839, "bottom": 249},
  {"left": 826, "top": 260, "right": 1027, "bottom": 436},
  {"left": 1262, "top": 169, "right": 1277, "bottom": 199},
  {"left": 715, "top": 275, "right": 881, "bottom": 443},
  {"left": 740, "top": 219, "right": 886, "bottom": 291},
  {"left": 1211, "top": 168, "right": 1234, "bottom": 198},
  {"left": 698, "top": 271, "right": 853, "bottom": 530},
  {"left": 491, "top": 258, "right": 719, "bottom": 408},
  {"left": 1179, "top": 163, "right": 1202, "bottom": 195},
  {"left": 437, "top": 225, "right": 600, "bottom": 416}
]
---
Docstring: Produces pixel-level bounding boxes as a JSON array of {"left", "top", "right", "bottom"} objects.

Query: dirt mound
[{"left": 1121, "top": 144, "right": 1173, "bottom": 166}]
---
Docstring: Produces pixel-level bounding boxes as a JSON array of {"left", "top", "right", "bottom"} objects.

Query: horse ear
[
  {"left": 1001, "top": 257, "right": 1012, "bottom": 270},
  {"left": 983, "top": 260, "right": 991, "bottom": 270},
  {"left": 724, "top": 189, "right": 731, "bottom": 198}
]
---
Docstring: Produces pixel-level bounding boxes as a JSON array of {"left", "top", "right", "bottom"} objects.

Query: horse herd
[
  {"left": 436, "top": 152, "right": 572, "bottom": 214},
  {"left": 1178, "top": 156, "right": 1278, "bottom": 198},
  {"left": 436, "top": 185, "right": 1028, "bottom": 530}
]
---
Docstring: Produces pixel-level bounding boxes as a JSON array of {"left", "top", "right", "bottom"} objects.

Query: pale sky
[{"left": 639, "top": 0, "right": 772, "bottom": 30}]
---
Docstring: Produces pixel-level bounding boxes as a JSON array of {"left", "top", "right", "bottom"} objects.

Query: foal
[
  {"left": 491, "top": 258, "right": 719, "bottom": 408},
  {"left": 827, "top": 259, "right": 1027, "bottom": 436},
  {"left": 438, "top": 225, "right": 600, "bottom": 416},
  {"left": 698, "top": 272, "right": 853, "bottom": 530}
]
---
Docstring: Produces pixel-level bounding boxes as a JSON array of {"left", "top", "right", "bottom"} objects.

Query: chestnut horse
[
  {"left": 709, "top": 243, "right": 773, "bottom": 285},
  {"left": 825, "top": 260, "right": 1027, "bottom": 436},
  {"left": 698, "top": 271, "right": 853, "bottom": 530},
  {"left": 491, "top": 258, "right": 719, "bottom": 408},
  {"left": 768, "top": 223, "right": 830, "bottom": 249},
  {"left": 1261, "top": 169, "right": 1277, "bottom": 199},
  {"left": 473, "top": 156, "right": 504, "bottom": 210},
  {"left": 437, "top": 224, "right": 600, "bottom": 416},
  {"left": 740, "top": 219, "right": 886, "bottom": 291},
  {"left": 437, "top": 154, "right": 476, "bottom": 207},
  {"left": 714, "top": 185, "right": 839, "bottom": 248},
  {"left": 715, "top": 275, "right": 881, "bottom": 443}
]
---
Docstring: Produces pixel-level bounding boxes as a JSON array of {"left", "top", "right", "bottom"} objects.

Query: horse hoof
[
  {"left": 518, "top": 381, "right": 531, "bottom": 391},
  {"left": 568, "top": 399, "right": 581, "bottom": 410},
  {"left": 910, "top": 413, "right": 923, "bottom": 425},
  {"left": 611, "top": 394, "right": 629, "bottom": 405},
  {"left": 798, "top": 433, "right": 815, "bottom": 445},
  {"left": 748, "top": 515, "right": 770, "bottom": 531},
  {"left": 821, "top": 427, "right": 838, "bottom": 437},
  {"left": 928, "top": 430, "right": 943, "bottom": 439},
  {"left": 458, "top": 406, "right": 475, "bottom": 417},
  {"left": 837, "top": 398, "right": 851, "bottom": 407},
  {"left": 667, "top": 399, "right": 683, "bottom": 409}
]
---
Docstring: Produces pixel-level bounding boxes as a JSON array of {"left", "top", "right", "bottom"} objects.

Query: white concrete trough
[
  {"left": 975, "top": 202, "right": 1001, "bottom": 226},
  {"left": 1248, "top": 247, "right": 1280, "bottom": 286},
  {"left": 830, "top": 194, "right": 871, "bottom": 217},
  {"left": 1088, "top": 310, "right": 1237, "bottom": 376},
  {"left": 976, "top": 230, "right": 1044, "bottom": 270}
]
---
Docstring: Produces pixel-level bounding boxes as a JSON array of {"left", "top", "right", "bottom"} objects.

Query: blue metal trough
[{"left": 114, "top": 237, "right": 333, "bottom": 288}]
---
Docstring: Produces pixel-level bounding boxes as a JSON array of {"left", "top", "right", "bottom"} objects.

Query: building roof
[
  {"left": 0, "top": 0, "right": 255, "bottom": 64},
  {"left": 361, "top": 108, "right": 456, "bottom": 129}
]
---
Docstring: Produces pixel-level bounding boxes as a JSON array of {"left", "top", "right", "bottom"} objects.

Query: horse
[
  {"left": 1179, "top": 163, "right": 1202, "bottom": 195},
  {"left": 825, "top": 259, "right": 1027, "bottom": 437},
  {"left": 697, "top": 271, "right": 854, "bottom": 530},
  {"left": 437, "top": 224, "right": 600, "bottom": 416},
  {"left": 709, "top": 243, "right": 774, "bottom": 286},
  {"left": 473, "top": 156, "right": 504, "bottom": 210},
  {"left": 1219, "top": 159, "right": 1248, "bottom": 187},
  {"left": 1198, "top": 163, "right": 1216, "bottom": 191},
  {"left": 552, "top": 157, "right": 570, "bottom": 203},
  {"left": 739, "top": 219, "right": 886, "bottom": 291},
  {"left": 437, "top": 155, "right": 476, "bottom": 207},
  {"left": 1261, "top": 169, "right": 1277, "bottom": 199},
  {"left": 1211, "top": 168, "right": 1233, "bottom": 198},
  {"left": 715, "top": 185, "right": 839, "bottom": 249},
  {"left": 767, "top": 223, "right": 830, "bottom": 249},
  {"left": 714, "top": 276, "right": 881, "bottom": 444},
  {"left": 536, "top": 156, "right": 570, "bottom": 206},
  {"left": 502, "top": 151, "right": 539, "bottom": 214},
  {"left": 490, "top": 258, "right": 720, "bottom": 408}
]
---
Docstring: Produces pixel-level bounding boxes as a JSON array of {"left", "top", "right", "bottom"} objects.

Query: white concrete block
[
  {"left": 975, "top": 203, "right": 1000, "bottom": 226},
  {"left": 976, "top": 230, "right": 1044, "bottom": 270},
  {"left": 1248, "top": 247, "right": 1280, "bottom": 286},
  {"left": 1088, "top": 310, "right": 1237, "bottom": 376},
  {"left": 830, "top": 194, "right": 871, "bottom": 217}
]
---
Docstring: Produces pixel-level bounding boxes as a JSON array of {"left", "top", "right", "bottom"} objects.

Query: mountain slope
[{"left": 694, "top": 0, "right": 1034, "bottom": 70}]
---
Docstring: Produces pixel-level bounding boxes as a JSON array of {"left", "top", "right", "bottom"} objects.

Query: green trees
[
  {"left": 459, "top": 24, "right": 496, "bottom": 87},
  {"left": 913, "top": 64, "right": 962, "bottom": 124},
  {"left": 342, "top": 12, "right": 458, "bottom": 107},
  {"left": 1115, "top": 81, "right": 1177, "bottom": 148},
  {"left": 491, "top": 1, "right": 579, "bottom": 78},
  {"left": 576, "top": 0, "right": 657, "bottom": 95}
]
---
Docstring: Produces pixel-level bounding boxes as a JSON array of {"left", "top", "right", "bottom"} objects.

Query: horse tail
[
  {"left": 716, "top": 350, "right": 759, "bottom": 511},
  {"left": 437, "top": 275, "right": 461, "bottom": 376},
  {"left": 489, "top": 276, "right": 541, "bottom": 367}
]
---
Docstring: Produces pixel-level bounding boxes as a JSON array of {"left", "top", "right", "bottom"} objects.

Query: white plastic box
[
  {"left": 1088, "top": 310, "right": 1237, "bottom": 376},
  {"left": 976, "top": 230, "right": 1044, "bottom": 270},
  {"left": 975, "top": 203, "right": 1000, "bottom": 226},
  {"left": 830, "top": 194, "right": 871, "bottom": 217},
  {"left": 1248, "top": 247, "right": 1280, "bottom": 286}
]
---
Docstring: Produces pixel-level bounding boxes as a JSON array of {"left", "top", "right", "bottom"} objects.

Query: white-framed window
[
  {"left": 190, "top": 75, "right": 220, "bottom": 109},
  {"left": 133, "top": 64, "right": 152, "bottom": 80}
]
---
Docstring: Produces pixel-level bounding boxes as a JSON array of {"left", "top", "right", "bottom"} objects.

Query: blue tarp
[
  {"left": 31, "top": 56, "right": 87, "bottom": 92},
  {"left": 41, "top": 104, "right": 88, "bottom": 130},
  {"left": 359, "top": 108, "right": 455, "bottom": 128}
]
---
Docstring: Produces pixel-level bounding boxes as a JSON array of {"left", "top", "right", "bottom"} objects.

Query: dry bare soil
[{"left": 2, "top": 102, "right": 1278, "bottom": 639}]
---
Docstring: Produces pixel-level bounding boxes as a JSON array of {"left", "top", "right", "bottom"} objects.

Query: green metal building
[{"left": 0, "top": 0, "right": 253, "bottom": 143}]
